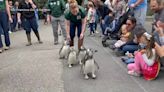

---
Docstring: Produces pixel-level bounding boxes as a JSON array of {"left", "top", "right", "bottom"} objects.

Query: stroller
[{"left": 102, "top": 7, "right": 134, "bottom": 47}]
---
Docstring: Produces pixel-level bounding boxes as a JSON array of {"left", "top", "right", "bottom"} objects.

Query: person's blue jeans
[
  {"left": 10, "top": 15, "right": 17, "bottom": 32},
  {"left": 94, "top": 22, "right": 97, "bottom": 31},
  {"left": 122, "top": 45, "right": 139, "bottom": 53},
  {"left": 124, "top": 57, "right": 134, "bottom": 64},
  {"left": 100, "top": 22, "right": 105, "bottom": 35},
  {"left": 89, "top": 23, "right": 95, "bottom": 34},
  {"left": 134, "top": 6, "right": 147, "bottom": 26},
  {"left": 70, "top": 22, "right": 82, "bottom": 41},
  {"left": 0, "top": 11, "right": 10, "bottom": 48}
]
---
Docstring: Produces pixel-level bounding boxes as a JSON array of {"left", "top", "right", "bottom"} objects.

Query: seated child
[
  {"left": 103, "top": 12, "right": 115, "bottom": 35},
  {"left": 127, "top": 31, "right": 160, "bottom": 80},
  {"left": 110, "top": 24, "right": 130, "bottom": 49}
]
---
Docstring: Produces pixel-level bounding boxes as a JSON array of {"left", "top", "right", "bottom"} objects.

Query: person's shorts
[{"left": 22, "top": 17, "right": 38, "bottom": 32}]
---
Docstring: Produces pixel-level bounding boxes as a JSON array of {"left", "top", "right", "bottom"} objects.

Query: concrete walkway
[
  {"left": 0, "top": 23, "right": 64, "bottom": 92},
  {"left": 0, "top": 20, "right": 164, "bottom": 92}
]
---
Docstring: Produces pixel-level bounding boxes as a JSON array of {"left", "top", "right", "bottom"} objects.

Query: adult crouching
[{"left": 64, "top": 0, "right": 87, "bottom": 50}]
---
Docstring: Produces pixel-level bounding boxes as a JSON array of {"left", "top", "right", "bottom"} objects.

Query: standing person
[
  {"left": 87, "top": 1, "right": 96, "bottom": 35},
  {"left": 14, "top": 1, "right": 22, "bottom": 31},
  {"left": 9, "top": 0, "right": 17, "bottom": 32},
  {"left": 114, "top": 0, "right": 126, "bottom": 19},
  {"left": 17, "top": 0, "right": 43, "bottom": 46},
  {"left": 14, "top": 1, "right": 20, "bottom": 31},
  {"left": 45, "top": 0, "right": 66, "bottom": 45},
  {"left": 0, "top": 0, "right": 12, "bottom": 53},
  {"left": 104, "top": 0, "right": 114, "bottom": 12},
  {"left": 66, "top": 0, "right": 71, "bottom": 10},
  {"left": 65, "top": 0, "right": 87, "bottom": 50},
  {"left": 128, "top": 0, "right": 147, "bottom": 26},
  {"left": 42, "top": 7, "right": 48, "bottom": 25}
]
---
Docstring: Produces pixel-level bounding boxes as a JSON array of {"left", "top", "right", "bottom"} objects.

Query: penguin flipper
[
  {"left": 94, "top": 60, "right": 99, "bottom": 69},
  {"left": 59, "top": 45, "right": 64, "bottom": 54},
  {"left": 80, "top": 64, "right": 84, "bottom": 74}
]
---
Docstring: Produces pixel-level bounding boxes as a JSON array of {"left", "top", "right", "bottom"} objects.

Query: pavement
[
  {"left": 0, "top": 23, "right": 64, "bottom": 92},
  {"left": 0, "top": 20, "right": 164, "bottom": 92}
]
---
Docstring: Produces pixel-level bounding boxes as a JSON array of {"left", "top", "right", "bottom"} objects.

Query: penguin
[
  {"left": 67, "top": 47, "right": 78, "bottom": 68},
  {"left": 81, "top": 49, "right": 99, "bottom": 79},
  {"left": 78, "top": 46, "right": 87, "bottom": 65},
  {"left": 59, "top": 41, "right": 70, "bottom": 59}
]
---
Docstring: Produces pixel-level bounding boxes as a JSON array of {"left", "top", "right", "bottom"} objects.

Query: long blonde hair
[{"left": 69, "top": 0, "right": 78, "bottom": 9}]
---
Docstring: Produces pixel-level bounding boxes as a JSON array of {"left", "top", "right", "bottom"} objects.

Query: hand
[
  {"left": 28, "top": 0, "right": 33, "bottom": 4},
  {"left": 134, "top": 51, "right": 138, "bottom": 55},
  {"left": 18, "top": 18, "right": 21, "bottom": 24},
  {"left": 67, "top": 34, "right": 71, "bottom": 41},
  {"left": 154, "top": 22, "right": 164, "bottom": 36},
  {"left": 80, "top": 33, "right": 84, "bottom": 40},
  {"left": 102, "top": 20, "right": 105, "bottom": 24},
  {"left": 47, "top": 17, "right": 50, "bottom": 23},
  {"left": 155, "top": 42, "right": 164, "bottom": 57},
  {"left": 128, "top": 53, "right": 134, "bottom": 58},
  {"left": 130, "top": 4, "right": 136, "bottom": 8},
  {"left": 9, "top": 17, "right": 13, "bottom": 23},
  {"left": 133, "top": 35, "right": 138, "bottom": 43},
  {"left": 157, "top": 20, "right": 164, "bottom": 27},
  {"left": 140, "top": 49, "right": 146, "bottom": 54}
]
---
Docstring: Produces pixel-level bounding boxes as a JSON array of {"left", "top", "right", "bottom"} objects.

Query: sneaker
[
  {"left": 90, "top": 33, "right": 95, "bottom": 37},
  {"left": 9, "top": 31, "right": 12, "bottom": 34},
  {"left": 0, "top": 48, "right": 3, "bottom": 53},
  {"left": 115, "top": 50, "right": 124, "bottom": 56},
  {"left": 95, "top": 30, "right": 99, "bottom": 33},
  {"left": 128, "top": 71, "right": 140, "bottom": 77},
  {"left": 38, "top": 40, "right": 43, "bottom": 44},
  {"left": 26, "top": 42, "right": 32, "bottom": 46},
  {"left": 109, "top": 45, "right": 116, "bottom": 50},
  {"left": 121, "top": 57, "right": 127, "bottom": 62},
  {"left": 4, "top": 46, "right": 10, "bottom": 50}
]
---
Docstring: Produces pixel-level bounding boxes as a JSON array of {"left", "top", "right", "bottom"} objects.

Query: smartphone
[{"left": 151, "top": 32, "right": 161, "bottom": 47}]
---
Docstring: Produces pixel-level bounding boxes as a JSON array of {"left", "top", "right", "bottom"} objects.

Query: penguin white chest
[
  {"left": 68, "top": 52, "right": 77, "bottom": 64},
  {"left": 78, "top": 51, "right": 87, "bottom": 63},
  {"left": 79, "top": 51, "right": 86, "bottom": 57},
  {"left": 63, "top": 46, "right": 69, "bottom": 54},
  {"left": 60, "top": 46, "right": 69, "bottom": 57},
  {"left": 84, "top": 59, "right": 95, "bottom": 73}
]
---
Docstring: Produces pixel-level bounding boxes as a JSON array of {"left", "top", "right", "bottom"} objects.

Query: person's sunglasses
[{"left": 126, "top": 23, "right": 132, "bottom": 26}]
